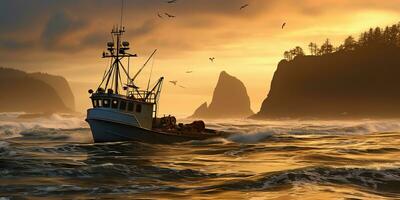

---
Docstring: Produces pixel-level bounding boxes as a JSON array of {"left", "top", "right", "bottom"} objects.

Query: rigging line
[
  {"left": 102, "top": 70, "right": 107, "bottom": 80},
  {"left": 135, "top": 88, "right": 143, "bottom": 99},
  {"left": 118, "top": 60, "right": 132, "bottom": 81},
  {"left": 103, "top": 56, "right": 113, "bottom": 79},
  {"left": 146, "top": 52, "right": 156, "bottom": 92},
  {"left": 118, "top": 67, "right": 124, "bottom": 93},
  {"left": 110, "top": 68, "right": 114, "bottom": 91},
  {"left": 132, "top": 49, "right": 157, "bottom": 81},
  {"left": 115, "top": 58, "right": 119, "bottom": 93},
  {"left": 126, "top": 56, "right": 130, "bottom": 96},
  {"left": 127, "top": 56, "right": 130, "bottom": 85},
  {"left": 98, "top": 58, "right": 115, "bottom": 89},
  {"left": 108, "top": 60, "right": 118, "bottom": 90}
]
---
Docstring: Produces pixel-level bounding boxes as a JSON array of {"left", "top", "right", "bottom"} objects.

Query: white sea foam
[
  {"left": 201, "top": 119, "right": 400, "bottom": 144},
  {"left": 228, "top": 131, "right": 273, "bottom": 144},
  {"left": 0, "top": 141, "right": 16, "bottom": 157},
  {"left": 0, "top": 113, "right": 87, "bottom": 139},
  {"left": 1, "top": 112, "right": 400, "bottom": 143}
]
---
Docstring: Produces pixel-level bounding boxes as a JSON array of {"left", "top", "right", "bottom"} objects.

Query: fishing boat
[{"left": 85, "top": 25, "right": 229, "bottom": 143}]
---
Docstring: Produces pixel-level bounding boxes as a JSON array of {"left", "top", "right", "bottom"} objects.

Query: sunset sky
[{"left": 1, "top": 0, "right": 400, "bottom": 116}]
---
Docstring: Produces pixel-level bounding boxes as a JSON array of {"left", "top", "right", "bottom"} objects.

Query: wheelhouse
[
  {"left": 87, "top": 25, "right": 163, "bottom": 129},
  {"left": 91, "top": 93, "right": 154, "bottom": 115}
]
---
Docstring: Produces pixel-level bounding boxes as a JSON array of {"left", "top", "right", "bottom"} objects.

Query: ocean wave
[
  {"left": 0, "top": 113, "right": 88, "bottom": 140},
  {"left": 204, "top": 167, "right": 400, "bottom": 196},
  {"left": 0, "top": 141, "right": 16, "bottom": 157},
  {"left": 0, "top": 184, "right": 182, "bottom": 197},
  {"left": 1, "top": 113, "right": 400, "bottom": 146},
  {"left": 0, "top": 157, "right": 219, "bottom": 181},
  {"left": 228, "top": 131, "right": 274, "bottom": 144},
  {"left": 206, "top": 119, "right": 400, "bottom": 143},
  {"left": 0, "top": 112, "right": 26, "bottom": 120},
  {"left": 338, "top": 147, "right": 400, "bottom": 155},
  {"left": 208, "top": 119, "right": 400, "bottom": 134}
]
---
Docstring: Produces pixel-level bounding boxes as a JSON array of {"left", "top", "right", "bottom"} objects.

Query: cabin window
[
  {"left": 103, "top": 99, "right": 110, "bottom": 108},
  {"left": 119, "top": 100, "right": 127, "bottom": 111},
  {"left": 97, "top": 99, "right": 102, "bottom": 107},
  {"left": 127, "top": 102, "right": 134, "bottom": 112},
  {"left": 92, "top": 99, "right": 97, "bottom": 107},
  {"left": 111, "top": 99, "right": 119, "bottom": 109},
  {"left": 136, "top": 104, "right": 142, "bottom": 113}
]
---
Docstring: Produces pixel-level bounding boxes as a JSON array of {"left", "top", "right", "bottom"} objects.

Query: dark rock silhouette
[
  {"left": 0, "top": 68, "right": 74, "bottom": 113},
  {"left": 192, "top": 102, "right": 208, "bottom": 117},
  {"left": 254, "top": 44, "right": 400, "bottom": 119},
  {"left": 29, "top": 72, "right": 75, "bottom": 111},
  {"left": 191, "top": 71, "right": 253, "bottom": 118}
]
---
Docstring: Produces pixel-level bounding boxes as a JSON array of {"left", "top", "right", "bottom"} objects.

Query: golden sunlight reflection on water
[{"left": 0, "top": 114, "right": 400, "bottom": 199}]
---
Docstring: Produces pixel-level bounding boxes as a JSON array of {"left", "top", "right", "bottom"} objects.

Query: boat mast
[
  {"left": 116, "top": 0, "right": 124, "bottom": 94},
  {"left": 93, "top": 0, "right": 164, "bottom": 115},
  {"left": 97, "top": 26, "right": 137, "bottom": 94},
  {"left": 96, "top": 0, "right": 137, "bottom": 94},
  {"left": 115, "top": 28, "right": 120, "bottom": 94}
]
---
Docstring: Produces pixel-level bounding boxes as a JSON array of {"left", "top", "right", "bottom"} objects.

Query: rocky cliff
[
  {"left": 0, "top": 68, "right": 74, "bottom": 113},
  {"left": 30, "top": 72, "right": 75, "bottom": 111},
  {"left": 254, "top": 44, "right": 400, "bottom": 119},
  {"left": 191, "top": 71, "right": 253, "bottom": 118}
]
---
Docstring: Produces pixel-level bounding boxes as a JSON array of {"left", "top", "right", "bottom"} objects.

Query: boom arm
[
  {"left": 131, "top": 49, "right": 157, "bottom": 82},
  {"left": 145, "top": 77, "right": 164, "bottom": 102}
]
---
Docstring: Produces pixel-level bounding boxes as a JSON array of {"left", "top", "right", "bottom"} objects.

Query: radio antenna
[{"left": 120, "top": 0, "right": 124, "bottom": 29}]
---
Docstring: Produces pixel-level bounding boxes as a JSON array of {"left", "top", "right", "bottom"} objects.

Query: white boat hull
[{"left": 86, "top": 108, "right": 207, "bottom": 143}]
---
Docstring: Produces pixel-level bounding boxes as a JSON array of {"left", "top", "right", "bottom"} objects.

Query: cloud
[
  {"left": 0, "top": 40, "right": 34, "bottom": 50},
  {"left": 80, "top": 32, "right": 108, "bottom": 48},
  {"left": 41, "top": 12, "right": 87, "bottom": 49},
  {"left": 128, "top": 19, "right": 158, "bottom": 38},
  {"left": 0, "top": 0, "right": 292, "bottom": 55},
  {"left": 1, "top": 0, "right": 400, "bottom": 57},
  {"left": 0, "top": 39, "right": 35, "bottom": 50}
]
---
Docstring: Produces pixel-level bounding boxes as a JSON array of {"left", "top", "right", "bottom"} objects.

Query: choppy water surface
[{"left": 0, "top": 113, "right": 400, "bottom": 199}]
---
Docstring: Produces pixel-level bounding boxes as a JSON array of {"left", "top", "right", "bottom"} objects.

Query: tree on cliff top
[
  {"left": 319, "top": 39, "right": 334, "bottom": 55},
  {"left": 284, "top": 22, "right": 400, "bottom": 60},
  {"left": 284, "top": 46, "right": 304, "bottom": 60}
]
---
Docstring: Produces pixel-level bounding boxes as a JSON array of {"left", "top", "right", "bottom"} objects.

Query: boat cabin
[{"left": 90, "top": 89, "right": 158, "bottom": 129}]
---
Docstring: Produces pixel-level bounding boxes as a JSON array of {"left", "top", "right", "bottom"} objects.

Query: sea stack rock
[
  {"left": 191, "top": 102, "right": 208, "bottom": 117},
  {"left": 190, "top": 71, "right": 253, "bottom": 118}
]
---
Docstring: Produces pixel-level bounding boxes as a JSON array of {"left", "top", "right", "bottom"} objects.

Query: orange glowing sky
[{"left": 1, "top": 0, "right": 400, "bottom": 116}]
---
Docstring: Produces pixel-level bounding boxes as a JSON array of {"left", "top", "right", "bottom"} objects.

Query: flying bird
[
  {"left": 167, "top": 0, "right": 177, "bottom": 3},
  {"left": 282, "top": 22, "right": 286, "bottom": 29},
  {"left": 240, "top": 4, "right": 249, "bottom": 10},
  {"left": 165, "top": 13, "right": 176, "bottom": 18},
  {"left": 157, "top": 12, "right": 163, "bottom": 18},
  {"left": 209, "top": 57, "right": 215, "bottom": 62},
  {"left": 169, "top": 80, "right": 186, "bottom": 88}
]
